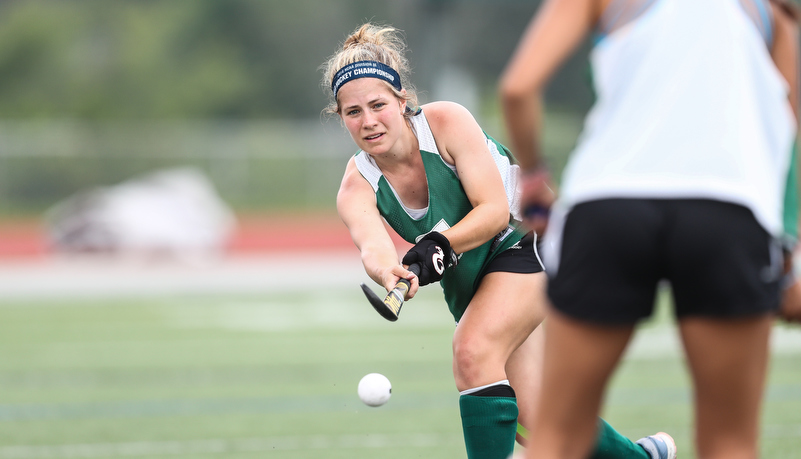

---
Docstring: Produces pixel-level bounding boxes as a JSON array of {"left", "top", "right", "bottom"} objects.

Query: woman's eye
[
  {"left": 374, "top": 103, "right": 385, "bottom": 109},
  {"left": 347, "top": 109, "right": 359, "bottom": 116}
]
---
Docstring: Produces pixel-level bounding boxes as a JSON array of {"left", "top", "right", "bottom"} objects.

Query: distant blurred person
[
  {"left": 322, "top": 22, "right": 677, "bottom": 459},
  {"left": 500, "top": 0, "right": 799, "bottom": 458}
]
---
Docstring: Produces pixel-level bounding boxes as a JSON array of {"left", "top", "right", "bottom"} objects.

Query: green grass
[{"left": 0, "top": 287, "right": 799, "bottom": 458}]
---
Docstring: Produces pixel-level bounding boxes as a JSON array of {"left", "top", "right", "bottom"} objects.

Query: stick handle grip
[
  {"left": 383, "top": 263, "right": 421, "bottom": 315},
  {"left": 402, "top": 263, "right": 421, "bottom": 283}
]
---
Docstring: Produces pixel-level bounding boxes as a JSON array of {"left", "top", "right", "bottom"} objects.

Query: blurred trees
[
  {"left": 1, "top": 0, "right": 798, "bottom": 217},
  {"left": 0, "top": 0, "right": 598, "bottom": 216},
  {"left": 0, "top": 1, "right": 316, "bottom": 119},
  {"left": 0, "top": 0, "right": 593, "bottom": 121}
]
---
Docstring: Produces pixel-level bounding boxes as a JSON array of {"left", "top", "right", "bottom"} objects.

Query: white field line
[
  {"left": 164, "top": 297, "right": 801, "bottom": 356},
  {"left": 0, "top": 434, "right": 463, "bottom": 458},
  {"left": 1, "top": 425, "right": 800, "bottom": 458},
  {"left": 0, "top": 252, "right": 366, "bottom": 299},
  {"left": 2, "top": 254, "right": 800, "bottom": 355},
  {"left": 625, "top": 324, "right": 801, "bottom": 358},
  {"left": 163, "top": 290, "right": 455, "bottom": 332}
]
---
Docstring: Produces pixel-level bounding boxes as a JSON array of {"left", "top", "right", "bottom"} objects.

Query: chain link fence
[
  {"left": 0, "top": 119, "right": 357, "bottom": 217},
  {"left": 0, "top": 112, "right": 582, "bottom": 219}
]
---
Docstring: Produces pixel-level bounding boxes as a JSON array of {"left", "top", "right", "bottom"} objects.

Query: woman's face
[{"left": 337, "top": 78, "right": 407, "bottom": 156}]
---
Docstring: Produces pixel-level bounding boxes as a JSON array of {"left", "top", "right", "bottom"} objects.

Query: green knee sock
[
  {"left": 590, "top": 418, "right": 650, "bottom": 459},
  {"left": 459, "top": 393, "right": 518, "bottom": 459},
  {"left": 516, "top": 417, "right": 650, "bottom": 458}
]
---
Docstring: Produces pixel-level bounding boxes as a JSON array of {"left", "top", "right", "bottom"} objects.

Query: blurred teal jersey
[{"left": 783, "top": 143, "right": 799, "bottom": 249}]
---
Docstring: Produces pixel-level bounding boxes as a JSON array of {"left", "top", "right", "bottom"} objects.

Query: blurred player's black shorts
[{"left": 547, "top": 198, "right": 782, "bottom": 324}]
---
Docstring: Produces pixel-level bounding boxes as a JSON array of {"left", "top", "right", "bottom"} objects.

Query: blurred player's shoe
[{"left": 636, "top": 432, "right": 677, "bottom": 459}]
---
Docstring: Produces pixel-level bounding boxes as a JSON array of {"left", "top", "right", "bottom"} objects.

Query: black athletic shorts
[
  {"left": 547, "top": 199, "right": 782, "bottom": 324},
  {"left": 484, "top": 231, "right": 545, "bottom": 275}
]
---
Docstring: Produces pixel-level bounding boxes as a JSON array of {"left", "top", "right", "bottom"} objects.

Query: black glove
[{"left": 402, "top": 231, "right": 458, "bottom": 286}]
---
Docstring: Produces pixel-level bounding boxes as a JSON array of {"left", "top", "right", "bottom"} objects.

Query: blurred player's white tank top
[{"left": 556, "top": 0, "right": 796, "bottom": 236}]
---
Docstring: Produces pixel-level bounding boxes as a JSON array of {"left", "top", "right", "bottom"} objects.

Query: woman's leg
[
  {"left": 507, "top": 316, "right": 672, "bottom": 459},
  {"left": 524, "top": 308, "right": 635, "bottom": 459},
  {"left": 680, "top": 315, "right": 773, "bottom": 459},
  {"left": 454, "top": 271, "right": 545, "bottom": 459},
  {"left": 454, "top": 271, "right": 546, "bottom": 391}
]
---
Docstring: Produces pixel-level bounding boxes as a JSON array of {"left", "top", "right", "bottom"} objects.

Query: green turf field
[{"left": 0, "top": 277, "right": 799, "bottom": 458}]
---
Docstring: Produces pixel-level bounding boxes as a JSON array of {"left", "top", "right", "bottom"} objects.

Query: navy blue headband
[{"left": 331, "top": 60, "right": 402, "bottom": 99}]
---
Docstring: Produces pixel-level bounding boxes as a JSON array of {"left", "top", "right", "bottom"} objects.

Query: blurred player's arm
[
  {"left": 337, "top": 157, "right": 419, "bottom": 297},
  {"left": 499, "top": 0, "right": 600, "bottom": 233},
  {"left": 499, "top": 0, "right": 598, "bottom": 171},
  {"left": 771, "top": 0, "right": 800, "bottom": 121}
]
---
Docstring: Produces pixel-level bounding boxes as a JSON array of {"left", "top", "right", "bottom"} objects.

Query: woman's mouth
[{"left": 365, "top": 133, "right": 384, "bottom": 141}]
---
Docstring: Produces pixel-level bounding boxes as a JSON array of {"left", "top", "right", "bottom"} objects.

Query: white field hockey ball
[{"left": 358, "top": 373, "right": 392, "bottom": 407}]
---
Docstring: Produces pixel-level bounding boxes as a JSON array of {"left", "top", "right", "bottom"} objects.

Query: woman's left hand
[{"left": 401, "top": 232, "right": 457, "bottom": 286}]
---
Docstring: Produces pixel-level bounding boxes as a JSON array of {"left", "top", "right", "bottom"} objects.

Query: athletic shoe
[{"left": 636, "top": 432, "right": 677, "bottom": 459}]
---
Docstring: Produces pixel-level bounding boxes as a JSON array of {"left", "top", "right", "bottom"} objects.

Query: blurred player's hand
[
  {"left": 780, "top": 278, "right": 801, "bottom": 324},
  {"left": 520, "top": 168, "right": 556, "bottom": 237},
  {"left": 779, "top": 251, "right": 801, "bottom": 324}
]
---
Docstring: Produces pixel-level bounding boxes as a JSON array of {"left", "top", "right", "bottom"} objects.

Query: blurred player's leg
[
  {"left": 525, "top": 310, "right": 634, "bottom": 459},
  {"left": 680, "top": 316, "right": 772, "bottom": 459},
  {"left": 506, "top": 320, "right": 665, "bottom": 459}
]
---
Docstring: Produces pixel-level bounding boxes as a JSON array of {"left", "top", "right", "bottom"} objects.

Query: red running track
[{"left": 0, "top": 213, "right": 411, "bottom": 259}]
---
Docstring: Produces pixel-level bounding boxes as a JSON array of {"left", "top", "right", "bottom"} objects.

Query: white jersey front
[{"left": 556, "top": 0, "right": 796, "bottom": 236}]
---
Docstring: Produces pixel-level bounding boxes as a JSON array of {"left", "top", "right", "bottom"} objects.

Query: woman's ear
[{"left": 399, "top": 90, "right": 408, "bottom": 113}]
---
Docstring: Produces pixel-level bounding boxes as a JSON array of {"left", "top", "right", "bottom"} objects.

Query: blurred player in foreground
[
  {"left": 500, "top": 0, "right": 799, "bottom": 458},
  {"left": 322, "top": 22, "right": 675, "bottom": 459}
]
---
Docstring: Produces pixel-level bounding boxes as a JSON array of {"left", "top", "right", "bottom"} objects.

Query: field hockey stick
[{"left": 360, "top": 263, "right": 421, "bottom": 322}]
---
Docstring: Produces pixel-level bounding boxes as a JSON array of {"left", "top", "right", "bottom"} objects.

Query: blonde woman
[{"left": 323, "top": 23, "right": 675, "bottom": 459}]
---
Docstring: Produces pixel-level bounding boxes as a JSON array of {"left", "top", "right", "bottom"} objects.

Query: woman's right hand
[{"left": 381, "top": 264, "right": 420, "bottom": 300}]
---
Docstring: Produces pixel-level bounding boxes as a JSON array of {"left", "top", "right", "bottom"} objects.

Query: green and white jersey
[{"left": 354, "top": 108, "right": 526, "bottom": 322}]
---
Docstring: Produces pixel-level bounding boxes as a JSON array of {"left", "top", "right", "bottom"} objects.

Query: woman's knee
[{"left": 452, "top": 334, "right": 504, "bottom": 388}]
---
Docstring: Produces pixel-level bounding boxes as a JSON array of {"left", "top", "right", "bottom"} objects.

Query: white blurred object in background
[{"left": 44, "top": 167, "right": 237, "bottom": 262}]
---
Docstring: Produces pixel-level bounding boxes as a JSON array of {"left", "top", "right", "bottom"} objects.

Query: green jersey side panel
[{"left": 783, "top": 142, "right": 799, "bottom": 248}]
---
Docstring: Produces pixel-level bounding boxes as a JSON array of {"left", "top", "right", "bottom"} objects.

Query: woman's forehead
[{"left": 337, "top": 78, "right": 395, "bottom": 103}]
